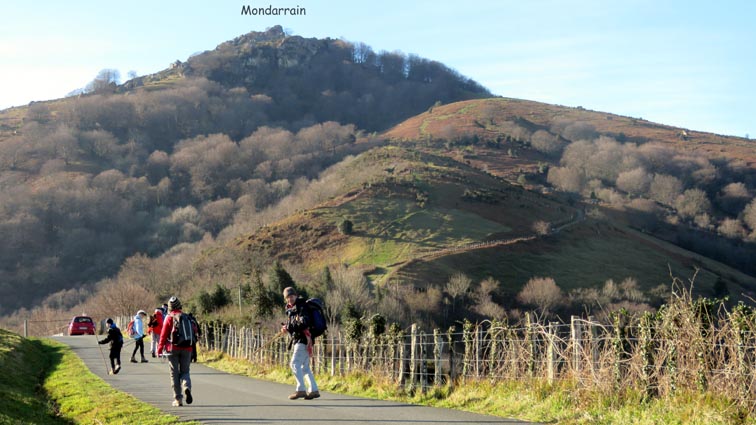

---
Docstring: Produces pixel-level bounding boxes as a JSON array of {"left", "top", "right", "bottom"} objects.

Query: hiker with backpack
[
  {"left": 148, "top": 307, "right": 164, "bottom": 358},
  {"left": 98, "top": 318, "right": 123, "bottom": 374},
  {"left": 186, "top": 312, "right": 200, "bottom": 362},
  {"left": 281, "top": 286, "right": 321, "bottom": 400},
  {"left": 129, "top": 310, "right": 149, "bottom": 363},
  {"left": 158, "top": 296, "right": 197, "bottom": 407}
]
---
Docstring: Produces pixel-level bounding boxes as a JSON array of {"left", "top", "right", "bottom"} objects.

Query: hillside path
[
  {"left": 386, "top": 209, "right": 585, "bottom": 277},
  {"left": 55, "top": 336, "right": 531, "bottom": 424}
]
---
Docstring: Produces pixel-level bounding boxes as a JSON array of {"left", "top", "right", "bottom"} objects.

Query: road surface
[{"left": 55, "top": 335, "right": 533, "bottom": 424}]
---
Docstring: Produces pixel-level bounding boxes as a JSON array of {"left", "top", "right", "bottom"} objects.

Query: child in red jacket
[{"left": 148, "top": 307, "right": 164, "bottom": 358}]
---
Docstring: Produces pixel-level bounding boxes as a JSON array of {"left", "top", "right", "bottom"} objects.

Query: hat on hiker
[
  {"left": 283, "top": 287, "right": 297, "bottom": 297},
  {"left": 137, "top": 310, "right": 147, "bottom": 316},
  {"left": 168, "top": 296, "right": 182, "bottom": 311}
]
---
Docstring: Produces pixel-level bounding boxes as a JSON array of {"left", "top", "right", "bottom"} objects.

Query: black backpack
[
  {"left": 305, "top": 298, "right": 327, "bottom": 338},
  {"left": 169, "top": 312, "right": 196, "bottom": 347},
  {"left": 187, "top": 313, "right": 201, "bottom": 337}
]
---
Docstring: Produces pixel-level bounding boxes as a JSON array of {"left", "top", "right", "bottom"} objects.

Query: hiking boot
[
  {"left": 130, "top": 357, "right": 137, "bottom": 363},
  {"left": 304, "top": 391, "right": 320, "bottom": 400},
  {"left": 288, "top": 391, "right": 306, "bottom": 400},
  {"left": 172, "top": 399, "right": 183, "bottom": 407},
  {"left": 113, "top": 365, "right": 121, "bottom": 374},
  {"left": 108, "top": 370, "right": 114, "bottom": 375},
  {"left": 185, "top": 388, "right": 193, "bottom": 404},
  {"left": 140, "top": 358, "right": 149, "bottom": 363}
]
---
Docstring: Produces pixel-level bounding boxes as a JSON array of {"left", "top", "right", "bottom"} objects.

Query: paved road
[{"left": 55, "top": 336, "right": 532, "bottom": 424}]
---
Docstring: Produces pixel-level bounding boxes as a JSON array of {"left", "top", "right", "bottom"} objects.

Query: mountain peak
[{"left": 222, "top": 25, "right": 288, "bottom": 48}]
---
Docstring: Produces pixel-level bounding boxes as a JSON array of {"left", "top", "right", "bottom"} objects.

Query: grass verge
[
  {"left": 198, "top": 349, "right": 751, "bottom": 424},
  {"left": 0, "top": 329, "right": 62, "bottom": 424},
  {"left": 0, "top": 328, "right": 196, "bottom": 424}
]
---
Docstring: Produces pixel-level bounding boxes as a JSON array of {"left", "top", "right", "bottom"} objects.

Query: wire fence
[
  {"left": 199, "top": 310, "right": 756, "bottom": 408},
  {"left": 13, "top": 289, "right": 756, "bottom": 411}
]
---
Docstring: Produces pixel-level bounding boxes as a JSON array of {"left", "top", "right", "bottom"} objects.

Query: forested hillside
[
  {"left": 3, "top": 26, "right": 756, "bottom": 336},
  {"left": 0, "top": 26, "right": 489, "bottom": 315}
]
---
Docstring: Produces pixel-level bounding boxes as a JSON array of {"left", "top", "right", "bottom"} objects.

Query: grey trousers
[
  {"left": 290, "top": 342, "right": 318, "bottom": 392},
  {"left": 167, "top": 349, "right": 192, "bottom": 400}
]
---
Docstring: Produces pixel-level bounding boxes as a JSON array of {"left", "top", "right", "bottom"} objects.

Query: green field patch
[
  {"left": 319, "top": 196, "right": 510, "bottom": 268},
  {"left": 350, "top": 238, "right": 414, "bottom": 265},
  {"left": 400, "top": 221, "right": 720, "bottom": 296}
]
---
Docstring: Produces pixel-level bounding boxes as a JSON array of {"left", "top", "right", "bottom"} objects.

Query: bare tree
[
  {"left": 717, "top": 182, "right": 751, "bottom": 216},
  {"left": 86, "top": 279, "right": 156, "bottom": 319},
  {"left": 516, "top": 277, "right": 563, "bottom": 316},
  {"left": 445, "top": 273, "right": 471, "bottom": 314},
  {"left": 649, "top": 174, "right": 683, "bottom": 206},
  {"left": 532, "top": 220, "right": 550, "bottom": 235},
  {"left": 200, "top": 198, "right": 236, "bottom": 234},
  {"left": 674, "top": 188, "right": 711, "bottom": 219},
  {"left": 85, "top": 69, "right": 121, "bottom": 94},
  {"left": 560, "top": 121, "right": 597, "bottom": 142},
  {"left": 325, "top": 264, "right": 373, "bottom": 320},
  {"left": 616, "top": 167, "right": 651, "bottom": 196},
  {"left": 530, "top": 130, "right": 563, "bottom": 155},
  {"left": 547, "top": 166, "right": 583, "bottom": 193},
  {"left": 472, "top": 277, "right": 505, "bottom": 319},
  {"left": 742, "top": 198, "right": 756, "bottom": 234},
  {"left": 718, "top": 218, "right": 746, "bottom": 239}
]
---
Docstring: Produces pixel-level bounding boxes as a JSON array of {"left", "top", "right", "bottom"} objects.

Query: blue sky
[{"left": 1, "top": 0, "right": 753, "bottom": 137}]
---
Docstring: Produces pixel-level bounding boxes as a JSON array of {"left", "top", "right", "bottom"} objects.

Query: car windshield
[{"left": 75, "top": 317, "right": 93, "bottom": 323}]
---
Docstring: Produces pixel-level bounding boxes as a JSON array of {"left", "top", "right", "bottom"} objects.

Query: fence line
[{"left": 198, "top": 313, "right": 756, "bottom": 408}]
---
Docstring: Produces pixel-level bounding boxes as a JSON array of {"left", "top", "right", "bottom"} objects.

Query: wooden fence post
[
  {"left": 526, "top": 313, "right": 536, "bottom": 377},
  {"left": 547, "top": 322, "right": 557, "bottom": 384},
  {"left": 213, "top": 322, "right": 218, "bottom": 351},
  {"left": 398, "top": 330, "right": 406, "bottom": 387},
  {"left": 330, "top": 332, "right": 336, "bottom": 376},
  {"left": 462, "top": 320, "right": 473, "bottom": 380},
  {"left": 388, "top": 331, "right": 396, "bottom": 381},
  {"left": 433, "top": 329, "right": 442, "bottom": 386},
  {"left": 588, "top": 316, "right": 598, "bottom": 376},
  {"left": 571, "top": 316, "right": 581, "bottom": 374},
  {"left": 488, "top": 322, "right": 502, "bottom": 379},
  {"left": 339, "top": 332, "right": 345, "bottom": 376},
  {"left": 410, "top": 324, "right": 417, "bottom": 390},
  {"left": 639, "top": 311, "right": 657, "bottom": 400},
  {"left": 732, "top": 306, "right": 748, "bottom": 400},
  {"left": 447, "top": 327, "right": 455, "bottom": 389},
  {"left": 507, "top": 327, "right": 517, "bottom": 378},
  {"left": 612, "top": 310, "right": 628, "bottom": 391},
  {"left": 475, "top": 324, "right": 483, "bottom": 378},
  {"left": 420, "top": 330, "right": 427, "bottom": 394}
]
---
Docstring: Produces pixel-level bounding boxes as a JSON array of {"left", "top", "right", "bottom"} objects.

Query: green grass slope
[
  {"left": 397, "top": 218, "right": 756, "bottom": 300},
  {"left": 0, "top": 329, "right": 63, "bottom": 424}
]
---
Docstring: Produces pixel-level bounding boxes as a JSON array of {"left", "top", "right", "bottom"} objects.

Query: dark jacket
[
  {"left": 99, "top": 324, "right": 123, "bottom": 351},
  {"left": 285, "top": 297, "right": 311, "bottom": 345}
]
